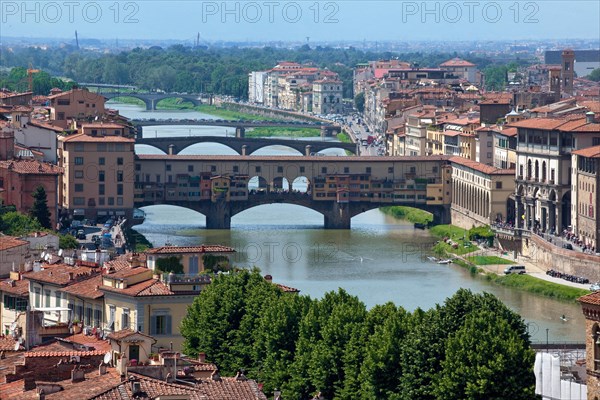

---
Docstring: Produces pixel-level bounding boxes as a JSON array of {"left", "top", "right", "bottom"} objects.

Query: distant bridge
[
  {"left": 136, "top": 135, "right": 357, "bottom": 155},
  {"left": 134, "top": 155, "right": 453, "bottom": 229},
  {"left": 97, "top": 92, "right": 203, "bottom": 110},
  {"left": 132, "top": 119, "right": 342, "bottom": 139},
  {"left": 79, "top": 83, "right": 138, "bottom": 90}
]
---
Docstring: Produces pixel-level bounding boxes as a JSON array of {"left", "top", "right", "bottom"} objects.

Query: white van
[{"left": 504, "top": 265, "right": 526, "bottom": 275}]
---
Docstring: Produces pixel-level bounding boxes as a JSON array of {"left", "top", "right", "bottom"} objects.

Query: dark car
[
  {"left": 76, "top": 229, "right": 86, "bottom": 240},
  {"left": 563, "top": 243, "right": 573, "bottom": 250}
]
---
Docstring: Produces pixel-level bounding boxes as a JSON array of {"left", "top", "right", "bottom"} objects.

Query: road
[{"left": 342, "top": 115, "right": 385, "bottom": 157}]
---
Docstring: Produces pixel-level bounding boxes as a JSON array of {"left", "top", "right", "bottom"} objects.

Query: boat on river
[{"left": 438, "top": 259, "right": 454, "bottom": 265}]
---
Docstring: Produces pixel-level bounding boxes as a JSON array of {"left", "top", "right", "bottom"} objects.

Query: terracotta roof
[
  {"left": 0, "top": 235, "right": 29, "bottom": 251},
  {"left": 145, "top": 245, "right": 235, "bottom": 255},
  {"left": 276, "top": 283, "right": 300, "bottom": 293},
  {"left": 27, "top": 265, "right": 98, "bottom": 286},
  {"left": 440, "top": 57, "right": 476, "bottom": 67},
  {"left": 103, "top": 266, "right": 148, "bottom": 280},
  {"left": 27, "top": 120, "right": 65, "bottom": 132},
  {"left": 450, "top": 156, "right": 515, "bottom": 175},
  {"left": 579, "top": 291, "right": 600, "bottom": 306},
  {"left": 106, "top": 328, "right": 156, "bottom": 342},
  {"left": 100, "top": 278, "right": 176, "bottom": 297},
  {"left": 0, "top": 159, "right": 62, "bottom": 175},
  {"left": 499, "top": 127, "right": 518, "bottom": 137},
  {"left": 60, "top": 275, "right": 104, "bottom": 299},
  {"left": 446, "top": 117, "right": 480, "bottom": 126},
  {"left": 0, "top": 336, "right": 21, "bottom": 351},
  {"left": 573, "top": 145, "right": 600, "bottom": 158},
  {"left": 0, "top": 277, "right": 30, "bottom": 296},
  {"left": 59, "top": 133, "right": 134, "bottom": 143},
  {"left": 58, "top": 332, "right": 112, "bottom": 353},
  {"left": 510, "top": 116, "right": 600, "bottom": 132}
]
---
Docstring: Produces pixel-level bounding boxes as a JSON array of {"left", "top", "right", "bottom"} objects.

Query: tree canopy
[
  {"left": 30, "top": 185, "right": 52, "bottom": 229},
  {"left": 181, "top": 271, "right": 535, "bottom": 399}
]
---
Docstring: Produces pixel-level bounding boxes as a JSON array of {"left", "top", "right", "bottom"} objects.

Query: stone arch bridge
[
  {"left": 99, "top": 92, "right": 202, "bottom": 110},
  {"left": 134, "top": 155, "right": 453, "bottom": 229}
]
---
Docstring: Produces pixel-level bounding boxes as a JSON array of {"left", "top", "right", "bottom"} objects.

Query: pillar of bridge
[
  {"left": 431, "top": 205, "right": 451, "bottom": 225},
  {"left": 236, "top": 127, "right": 245, "bottom": 138},
  {"left": 321, "top": 127, "right": 327, "bottom": 139},
  {"left": 168, "top": 144, "right": 175, "bottom": 155},
  {"left": 205, "top": 202, "right": 231, "bottom": 229},
  {"left": 305, "top": 145, "right": 312, "bottom": 156},
  {"left": 135, "top": 126, "right": 143, "bottom": 139},
  {"left": 241, "top": 145, "right": 247, "bottom": 156},
  {"left": 323, "top": 202, "right": 351, "bottom": 229}
]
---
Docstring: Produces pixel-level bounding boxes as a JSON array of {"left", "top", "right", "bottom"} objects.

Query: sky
[{"left": 1, "top": 0, "right": 599, "bottom": 43}]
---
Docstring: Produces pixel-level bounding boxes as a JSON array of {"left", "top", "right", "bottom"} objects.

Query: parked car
[
  {"left": 504, "top": 265, "right": 526, "bottom": 275},
  {"left": 76, "top": 229, "right": 86, "bottom": 240},
  {"left": 591, "top": 282, "right": 600, "bottom": 291},
  {"left": 562, "top": 243, "right": 573, "bottom": 250}
]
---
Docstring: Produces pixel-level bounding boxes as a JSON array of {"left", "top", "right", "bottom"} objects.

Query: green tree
[
  {"left": 30, "top": 185, "right": 51, "bottom": 229},
  {"left": 433, "top": 309, "right": 535, "bottom": 399},
  {"left": 155, "top": 256, "right": 184, "bottom": 274},
  {"left": 59, "top": 233, "right": 79, "bottom": 249},
  {"left": 587, "top": 68, "right": 600, "bottom": 82},
  {"left": 354, "top": 92, "right": 365, "bottom": 113},
  {"left": 0, "top": 211, "right": 42, "bottom": 236}
]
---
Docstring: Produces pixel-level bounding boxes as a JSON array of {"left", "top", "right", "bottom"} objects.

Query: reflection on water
[{"left": 114, "top": 102, "right": 585, "bottom": 343}]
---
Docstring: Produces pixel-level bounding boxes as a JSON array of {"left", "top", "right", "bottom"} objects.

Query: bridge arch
[
  {"left": 248, "top": 144, "right": 305, "bottom": 156},
  {"left": 177, "top": 142, "right": 240, "bottom": 156}
]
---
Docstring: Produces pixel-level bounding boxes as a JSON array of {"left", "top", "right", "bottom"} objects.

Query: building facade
[{"left": 571, "top": 145, "right": 600, "bottom": 251}]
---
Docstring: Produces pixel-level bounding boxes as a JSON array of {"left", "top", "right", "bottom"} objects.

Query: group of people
[{"left": 561, "top": 229, "right": 597, "bottom": 254}]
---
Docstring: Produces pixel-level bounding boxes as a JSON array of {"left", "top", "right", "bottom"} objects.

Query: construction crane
[{"left": 27, "top": 63, "right": 40, "bottom": 93}]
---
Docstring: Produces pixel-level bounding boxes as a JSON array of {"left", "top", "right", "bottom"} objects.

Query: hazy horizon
[{"left": 1, "top": 1, "right": 599, "bottom": 43}]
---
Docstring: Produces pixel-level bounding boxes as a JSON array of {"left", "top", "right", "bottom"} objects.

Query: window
[
  {"left": 108, "top": 305, "right": 116, "bottom": 330},
  {"left": 44, "top": 290, "right": 51, "bottom": 308},
  {"left": 388, "top": 167, "right": 394, "bottom": 173},
  {"left": 211, "top": 165, "right": 217, "bottom": 172},
  {"left": 55, "top": 292, "right": 61, "bottom": 307},
  {"left": 410, "top": 167, "right": 416, "bottom": 173},
  {"left": 99, "top": 171, "right": 105, "bottom": 182},
  {"left": 74, "top": 143, "right": 84, "bottom": 152},
  {"left": 322, "top": 167, "right": 327, "bottom": 174},
  {"left": 496, "top": 181, "right": 503, "bottom": 189},
  {"left": 117, "top": 171, "right": 123, "bottom": 182},
  {"left": 0, "top": 177, "right": 3, "bottom": 188},
  {"left": 166, "top": 164, "right": 171, "bottom": 171},
  {"left": 117, "top": 184, "right": 123, "bottom": 195},
  {"left": 150, "top": 314, "right": 172, "bottom": 335},
  {"left": 255, "top": 166, "right": 261, "bottom": 173},
  {"left": 85, "top": 307, "right": 93, "bottom": 326},
  {"left": 117, "top": 197, "right": 123, "bottom": 206},
  {"left": 122, "top": 308, "right": 130, "bottom": 330},
  {"left": 233, "top": 166, "right": 239, "bottom": 173},
  {"left": 344, "top": 167, "right": 350, "bottom": 173},
  {"left": 75, "top": 171, "right": 84, "bottom": 179},
  {"left": 73, "top": 197, "right": 85, "bottom": 205},
  {"left": 99, "top": 184, "right": 105, "bottom": 195},
  {"left": 74, "top": 157, "right": 84, "bottom": 165},
  {"left": 99, "top": 157, "right": 105, "bottom": 165},
  {"left": 300, "top": 166, "right": 305, "bottom": 173},
  {"left": 98, "top": 197, "right": 105, "bottom": 206},
  {"left": 75, "top": 184, "right": 84, "bottom": 192},
  {"left": 93, "top": 308, "right": 102, "bottom": 327},
  {"left": 366, "top": 167, "right": 371, "bottom": 173},
  {"left": 188, "top": 165, "right": 194, "bottom": 172},
  {"left": 108, "top": 197, "right": 114, "bottom": 205},
  {"left": 277, "top": 166, "right": 284, "bottom": 173},
  {"left": 117, "top": 157, "right": 123, "bottom": 165},
  {"left": 34, "top": 288, "right": 41, "bottom": 308}
]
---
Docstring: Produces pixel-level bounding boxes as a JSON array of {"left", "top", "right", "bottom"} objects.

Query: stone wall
[
  {"left": 523, "top": 234, "right": 600, "bottom": 281},
  {"left": 450, "top": 207, "right": 488, "bottom": 230}
]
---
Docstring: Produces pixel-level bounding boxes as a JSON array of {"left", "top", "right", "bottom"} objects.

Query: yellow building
[
  {"left": 450, "top": 156, "right": 516, "bottom": 229},
  {"left": 47, "top": 88, "right": 106, "bottom": 129},
  {"left": 58, "top": 124, "right": 135, "bottom": 221},
  {"left": 572, "top": 145, "right": 600, "bottom": 251},
  {"left": 99, "top": 265, "right": 202, "bottom": 351},
  {"left": 0, "top": 271, "right": 29, "bottom": 340}
]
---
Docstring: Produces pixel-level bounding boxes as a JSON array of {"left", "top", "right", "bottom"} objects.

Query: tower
[
  {"left": 561, "top": 49, "right": 575, "bottom": 95},
  {"left": 549, "top": 67, "right": 561, "bottom": 102},
  {"left": 0, "top": 130, "right": 15, "bottom": 161}
]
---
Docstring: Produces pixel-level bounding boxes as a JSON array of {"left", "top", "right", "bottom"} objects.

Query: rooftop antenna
[
  {"left": 75, "top": 30, "right": 79, "bottom": 49},
  {"left": 197, "top": 32, "right": 200, "bottom": 48},
  {"left": 306, "top": 36, "right": 310, "bottom": 46}
]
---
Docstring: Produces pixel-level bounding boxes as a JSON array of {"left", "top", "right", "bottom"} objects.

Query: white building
[{"left": 248, "top": 71, "right": 268, "bottom": 104}]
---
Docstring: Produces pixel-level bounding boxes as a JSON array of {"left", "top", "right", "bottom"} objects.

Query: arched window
[
  {"left": 542, "top": 161, "right": 547, "bottom": 182},
  {"left": 593, "top": 324, "right": 600, "bottom": 371},
  {"left": 535, "top": 160, "right": 539, "bottom": 180},
  {"left": 527, "top": 160, "right": 532, "bottom": 180}
]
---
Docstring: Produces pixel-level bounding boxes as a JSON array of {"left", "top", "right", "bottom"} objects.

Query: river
[{"left": 112, "top": 101, "right": 585, "bottom": 343}]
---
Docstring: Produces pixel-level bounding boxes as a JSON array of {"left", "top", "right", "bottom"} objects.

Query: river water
[{"left": 112, "top": 101, "right": 585, "bottom": 343}]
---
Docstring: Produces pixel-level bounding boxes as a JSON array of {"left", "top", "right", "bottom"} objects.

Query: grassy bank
[
  {"left": 466, "top": 255, "right": 514, "bottom": 265},
  {"left": 246, "top": 127, "right": 321, "bottom": 138},
  {"left": 485, "top": 273, "right": 590, "bottom": 302},
  {"left": 154, "top": 98, "right": 278, "bottom": 121},
  {"left": 106, "top": 97, "right": 145, "bottom": 107},
  {"left": 380, "top": 206, "right": 433, "bottom": 225},
  {"left": 124, "top": 227, "right": 153, "bottom": 252},
  {"left": 430, "top": 224, "right": 468, "bottom": 239},
  {"left": 337, "top": 132, "right": 352, "bottom": 143}
]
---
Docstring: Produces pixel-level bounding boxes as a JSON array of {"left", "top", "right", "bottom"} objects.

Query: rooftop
[
  {"left": 59, "top": 133, "right": 134, "bottom": 143},
  {"left": 26, "top": 265, "right": 98, "bottom": 286},
  {"left": 145, "top": 245, "right": 235, "bottom": 255},
  {"left": 0, "top": 159, "right": 62, "bottom": 175},
  {"left": 573, "top": 145, "right": 600, "bottom": 159},
  {"left": 450, "top": 156, "right": 515, "bottom": 175},
  {"left": 0, "top": 235, "right": 29, "bottom": 251}
]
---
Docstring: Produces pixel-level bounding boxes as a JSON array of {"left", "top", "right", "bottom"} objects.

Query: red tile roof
[
  {"left": 579, "top": 292, "right": 600, "bottom": 306},
  {"left": 106, "top": 329, "right": 156, "bottom": 342},
  {"left": 450, "top": 156, "right": 515, "bottom": 175},
  {"left": 276, "top": 283, "right": 300, "bottom": 293},
  {"left": 27, "top": 265, "right": 98, "bottom": 286},
  {"left": 0, "top": 336, "right": 21, "bottom": 351},
  {"left": 510, "top": 116, "right": 600, "bottom": 132},
  {"left": 573, "top": 145, "right": 600, "bottom": 158},
  {"left": 0, "top": 159, "right": 62, "bottom": 175},
  {"left": 0, "top": 235, "right": 29, "bottom": 251},
  {"left": 80, "top": 123, "right": 126, "bottom": 129},
  {"left": 60, "top": 275, "right": 104, "bottom": 299},
  {"left": 59, "top": 133, "right": 134, "bottom": 143},
  {"left": 27, "top": 120, "right": 66, "bottom": 132},
  {"left": 440, "top": 58, "right": 476, "bottom": 67},
  {"left": 100, "top": 278, "right": 175, "bottom": 297},
  {"left": 0, "top": 277, "right": 30, "bottom": 296},
  {"left": 145, "top": 245, "right": 235, "bottom": 255}
]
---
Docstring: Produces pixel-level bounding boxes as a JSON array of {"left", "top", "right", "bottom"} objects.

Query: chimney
[
  {"left": 586, "top": 112, "right": 595, "bottom": 124},
  {"left": 198, "top": 352, "right": 206, "bottom": 363},
  {"left": 98, "top": 363, "right": 107, "bottom": 376},
  {"left": 71, "top": 366, "right": 85, "bottom": 383},
  {"left": 37, "top": 389, "right": 45, "bottom": 400},
  {"left": 68, "top": 272, "right": 74, "bottom": 281},
  {"left": 129, "top": 376, "right": 141, "bottom": 395},
  {"left": 211, "top": 370, "right": 221, "bottom": 381},
  {"left": 264, "top": 275, "right": 273, "bottom": 283}
]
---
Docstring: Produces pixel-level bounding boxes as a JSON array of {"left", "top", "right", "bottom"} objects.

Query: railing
[{"left": 162, "top": 273, "right": 212, "bottom": 285}]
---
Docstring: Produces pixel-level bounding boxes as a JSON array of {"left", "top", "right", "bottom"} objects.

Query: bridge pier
[
  {"left": 431, "top": 205, "right": 451, "bottom": 225},
  {"left": 235, "top": 127, "right": 245, "bottom": 138},
  {"left": 323, "top": 202, "right": 351, "bottom": 229},
  {"left": 205, "top": 202, "right": 231, "bottom": 229},
  {"left": 305, "top": 145, "right": 312, "bottom": 156}
]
